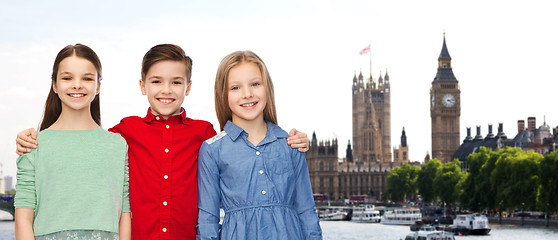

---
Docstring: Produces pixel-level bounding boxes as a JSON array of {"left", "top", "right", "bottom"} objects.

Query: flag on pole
[{"left": 359, "top": 44, "right": 370, "bottom": 55}]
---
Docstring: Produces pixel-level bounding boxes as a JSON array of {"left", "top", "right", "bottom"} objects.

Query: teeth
[
  {"left": 159, "top": 99, "right": 173, "bottom": 103},
  {"left": 70, "top": 94, "right": 84, "bottom": 97},
  {"left": 241, "top": 103, "right": 256, "bottom": 107}
]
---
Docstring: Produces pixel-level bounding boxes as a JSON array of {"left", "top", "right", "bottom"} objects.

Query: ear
[
  {"left": 185, "top": 80, "right": 192, "bottom": 96},
  {"left": 139, "top": 79, "right": 147, "bottom": 95},
  {"left": 52, "top": 81, "right": 58, "bottom": 94},
  {"left": 96, "top": 81, "right": 101, "bottom": 95}
]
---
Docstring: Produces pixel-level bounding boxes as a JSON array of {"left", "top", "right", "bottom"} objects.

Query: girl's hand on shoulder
[
  {"left": 287, "top": 128, "right": 309, "bottom": 152},
  {"left": 16, "top": 128, "right": 38, "bottom": 155}
]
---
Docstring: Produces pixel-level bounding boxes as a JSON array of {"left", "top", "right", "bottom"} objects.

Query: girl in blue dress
[{"left": 197, "top": 51, "right": 322, "bottom": 240}]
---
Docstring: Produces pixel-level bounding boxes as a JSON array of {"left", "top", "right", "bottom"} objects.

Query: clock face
[{"left": 442, "top": 94, "right": 456, "bottom": 108}]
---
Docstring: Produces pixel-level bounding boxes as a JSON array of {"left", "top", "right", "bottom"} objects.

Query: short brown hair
[
  {"left": 214, "top": 50, "right": 277, "bottom": 130},
  {"left": 141, "top": 44, "right": 192, "bottom": 82}
]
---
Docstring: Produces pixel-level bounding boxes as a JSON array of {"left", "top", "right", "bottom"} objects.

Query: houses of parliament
[{"left": 307, "top": 35, "right": 461, "bottom": 201}]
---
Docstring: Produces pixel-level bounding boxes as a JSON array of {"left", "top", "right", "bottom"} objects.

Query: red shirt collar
[{"left": 143, "top": 107, "right": 190, "bottom": 125}]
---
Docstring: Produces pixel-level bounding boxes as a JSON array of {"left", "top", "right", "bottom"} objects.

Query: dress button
[
  {"left": 164, "top": 175, "right": 169, "bottom": 179},
  {"left": 256, "top": 151, "right": 261, "bottom": 155},
  {"left": 262, "top": 190, "right": 266, "bottom": 195},
  {"left": 163, "top": 201, "right": 168, "bottom": 206},
  {"left": 166, "top": 125, "right": 170, "bottom": 129},
  {"left": 259, "top": 170, "right": 264, "bottom": 174},
  {"left": 162, "top": 228, "right": 167, "bottom": 232},
  {"left": 156, "top": 116, "right": 160, "bottom": 120},
  {"left": 165, "top": 148, "right": 169, "bottom": 153}
]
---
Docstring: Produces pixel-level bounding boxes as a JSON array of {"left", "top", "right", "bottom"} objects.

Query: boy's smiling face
[{"left": 140, "top": 60, "right": 191, "bottom": 119}]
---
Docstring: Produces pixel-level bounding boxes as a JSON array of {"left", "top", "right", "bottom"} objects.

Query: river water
[{"left": 1, "top": 220, "right": 558, "bottom": 239}]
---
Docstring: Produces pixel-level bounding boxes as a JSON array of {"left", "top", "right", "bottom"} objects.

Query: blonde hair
[{"left": 214, "top": 50, "right": 277, "bottom": 130}]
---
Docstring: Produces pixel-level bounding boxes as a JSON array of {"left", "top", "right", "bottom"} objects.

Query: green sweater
[{"left": 15, "top": 127, "right": 130, "bottom": 236}]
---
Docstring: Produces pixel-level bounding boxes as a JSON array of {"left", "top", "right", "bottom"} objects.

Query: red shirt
[{"left": 109, "top": 108, "right": 216, "bottom": 240}]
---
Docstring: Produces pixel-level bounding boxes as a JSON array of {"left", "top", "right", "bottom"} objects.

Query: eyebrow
[{"left": 58, "top": 72, "right": 95, "bottom": 76}]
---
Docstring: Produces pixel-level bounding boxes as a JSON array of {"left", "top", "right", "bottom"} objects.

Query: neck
[
  {"left": 49, "top": 107, "right": 99, "bottom": 130},
  {"left": 233, "top": 117, "right": 267, "bottom": 146}
]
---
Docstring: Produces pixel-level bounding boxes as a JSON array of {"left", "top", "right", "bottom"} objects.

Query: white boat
[
  {"left": 318, "top": 207, "right": 352, "bottom": 221},
  {"left": 381, "top": 207, "right": 422, "bottom": 225},
  {"left": 450, "top": 213, "right": 491, "bottom": 235},
  {"left": 405, "top": 225, "right": 455, "bottom": 240},
  {"left": 351, "top": 205, "right": 381, "bottom": 223}
]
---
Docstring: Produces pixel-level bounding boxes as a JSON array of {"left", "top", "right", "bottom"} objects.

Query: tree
[
  {"left": 417, "top": 159, "right": 442, "bottom": 203},
  {"left": 537, "top": 150, "right": 558, "bottom": 213},
  {"left": 386, "top": 163, "right": 420, "bottom": 202},
  {"left": 460, "top": 147, "right": 496, "bottom": 211},
  {"left": 433, "top": 159, "right": 465, "bottom": 205},
  {"left": 490, "top": 147, "right": 542, "bottom": 211}
]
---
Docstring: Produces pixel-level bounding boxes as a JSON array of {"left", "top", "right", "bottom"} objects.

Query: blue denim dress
[{"left": 197, "top": 121, "right": 322, "bottom": 240}]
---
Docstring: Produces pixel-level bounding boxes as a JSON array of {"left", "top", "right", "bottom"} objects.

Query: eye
[
  {"left": 230, "top": 86, "right": 239, "bottom": 91},
  {"left": 173, "top": 81, "right": 183, "bottom": 85},
  {"left": 151, "top": 80, "right": 160, "bottom": 84},
  {"left": 61, "top": 77, "right": 71, "bottom": 80},
  {"left": 84, "top": 77, "right": 94, "bottom": 81},
  {"left": 251, "top": 82, "right": 261, "bottom": 87}
]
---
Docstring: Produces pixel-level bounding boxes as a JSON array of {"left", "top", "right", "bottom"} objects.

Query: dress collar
[{"left": 223, "top": 120, "right": 288, "bottom": 145}]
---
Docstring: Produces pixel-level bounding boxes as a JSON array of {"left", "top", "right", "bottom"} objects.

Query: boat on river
[
  {"left": 351, "top": 205, "right": 381, "bottom": 223},
  {"left": 381, "top": 207, "right": 422, "bottom": 225},
  {"left": 317, "top": 207, "right": 352, "bottom": 221},
  {"left": 446, "top": 213, "right": 491, "bottom": 235},
  {"left": 404, "top": 225, "right": 455, "bottom": 240}
]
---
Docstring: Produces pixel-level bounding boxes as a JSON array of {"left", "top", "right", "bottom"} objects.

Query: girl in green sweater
[{"left": 14, "top": 44, "right": 131, "bottom": 240}]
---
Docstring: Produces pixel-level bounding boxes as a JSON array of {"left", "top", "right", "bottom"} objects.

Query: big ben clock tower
[{"left": 430, "top": 34, "right": 460, "bottom": 163}]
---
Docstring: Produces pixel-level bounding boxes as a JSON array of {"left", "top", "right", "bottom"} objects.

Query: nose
[
  {"left": 162, "top": 82, "right": 172, "bottom": 93},
  {"left": 72, "top": 79, "right": 82, "bottom": 89},
  {"left": 241, "top": 86, "right": 252, "bottom": 98}
]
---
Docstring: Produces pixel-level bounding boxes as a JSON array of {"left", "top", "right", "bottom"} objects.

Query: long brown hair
[
  {"left": 214, "top": 50, "right": 277, "bottom": 131},
  {"left": 39, "top": 44, "right": 102, "bottom": 131}
]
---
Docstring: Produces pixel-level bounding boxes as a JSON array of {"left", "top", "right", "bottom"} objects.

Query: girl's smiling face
[
  {"left": 53, "top": 55, "right": 100, "bottom": 113},
  {"left": 227, "top": 62, "right": 267, "bottom": 126}
]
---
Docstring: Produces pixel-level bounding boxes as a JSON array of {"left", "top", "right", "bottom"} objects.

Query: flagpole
[{"left": 369, "top": 42, "right": 372, "bottom": 82}]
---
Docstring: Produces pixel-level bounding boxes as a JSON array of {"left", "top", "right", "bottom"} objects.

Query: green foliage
[
  {"left": 434, "top": 159, "right": 465, "bottom": 205},
  {"left": 386, "top": 163, "right": 420, "bottom": 202},
  {"left": 460, "top": 147, "right": 498, "bottom": 211},
  {"left": 417, "top": 159, "right": 442, "bottom": 203},
  {"left": 490, "top": 147, "right": 542, "bottom": 210},
  {"left": 537, "top": 150, "right": 558, "bottom": 212}
]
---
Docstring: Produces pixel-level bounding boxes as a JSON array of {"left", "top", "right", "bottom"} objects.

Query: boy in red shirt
[{"left": 16, "top": 44, "right": 309, "bottom": 240}]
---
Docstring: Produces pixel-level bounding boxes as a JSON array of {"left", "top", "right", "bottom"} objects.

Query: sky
[{"left": 1, "top": 0, "right": 557, "bottom": 183}]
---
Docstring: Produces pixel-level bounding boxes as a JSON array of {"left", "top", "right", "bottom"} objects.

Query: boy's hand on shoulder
[
  {"left": 16, "top": 128, "right": 38, "bottom": 155},
  {"left": 287, "top": 128, "right": 309, "bottom": 152}
]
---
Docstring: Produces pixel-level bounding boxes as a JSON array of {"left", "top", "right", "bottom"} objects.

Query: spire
[
  {"left": 384, "top": 69, "right": 389, "bottom": 81},
  {"left": 378, "top": 71, "right": 384, "bottom": 84},
  {"left": 433, "top": 33, "right": 457, "bottom": 82},
  {"left": 346, "top": 140, "right": 353, "bottom": 162},
  {"left": 401, "top": 127, "right": 407, "bottom": 147},
  {"left": 358, "top": 69, "right": 363, "bottom": 81},
  {"left": 438, "top": 32, "right": 452, "bottom": 61}
]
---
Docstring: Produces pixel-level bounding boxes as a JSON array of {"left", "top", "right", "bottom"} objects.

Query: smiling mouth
[
  {"left": 69, "top": 93, "right": 85, "bottom": 97},
  {"left": 158, "top": 98, "right": 175, "bottom": 104},
  {"left": 241, "top": 102, "right": 257, "bottom": 107}
]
